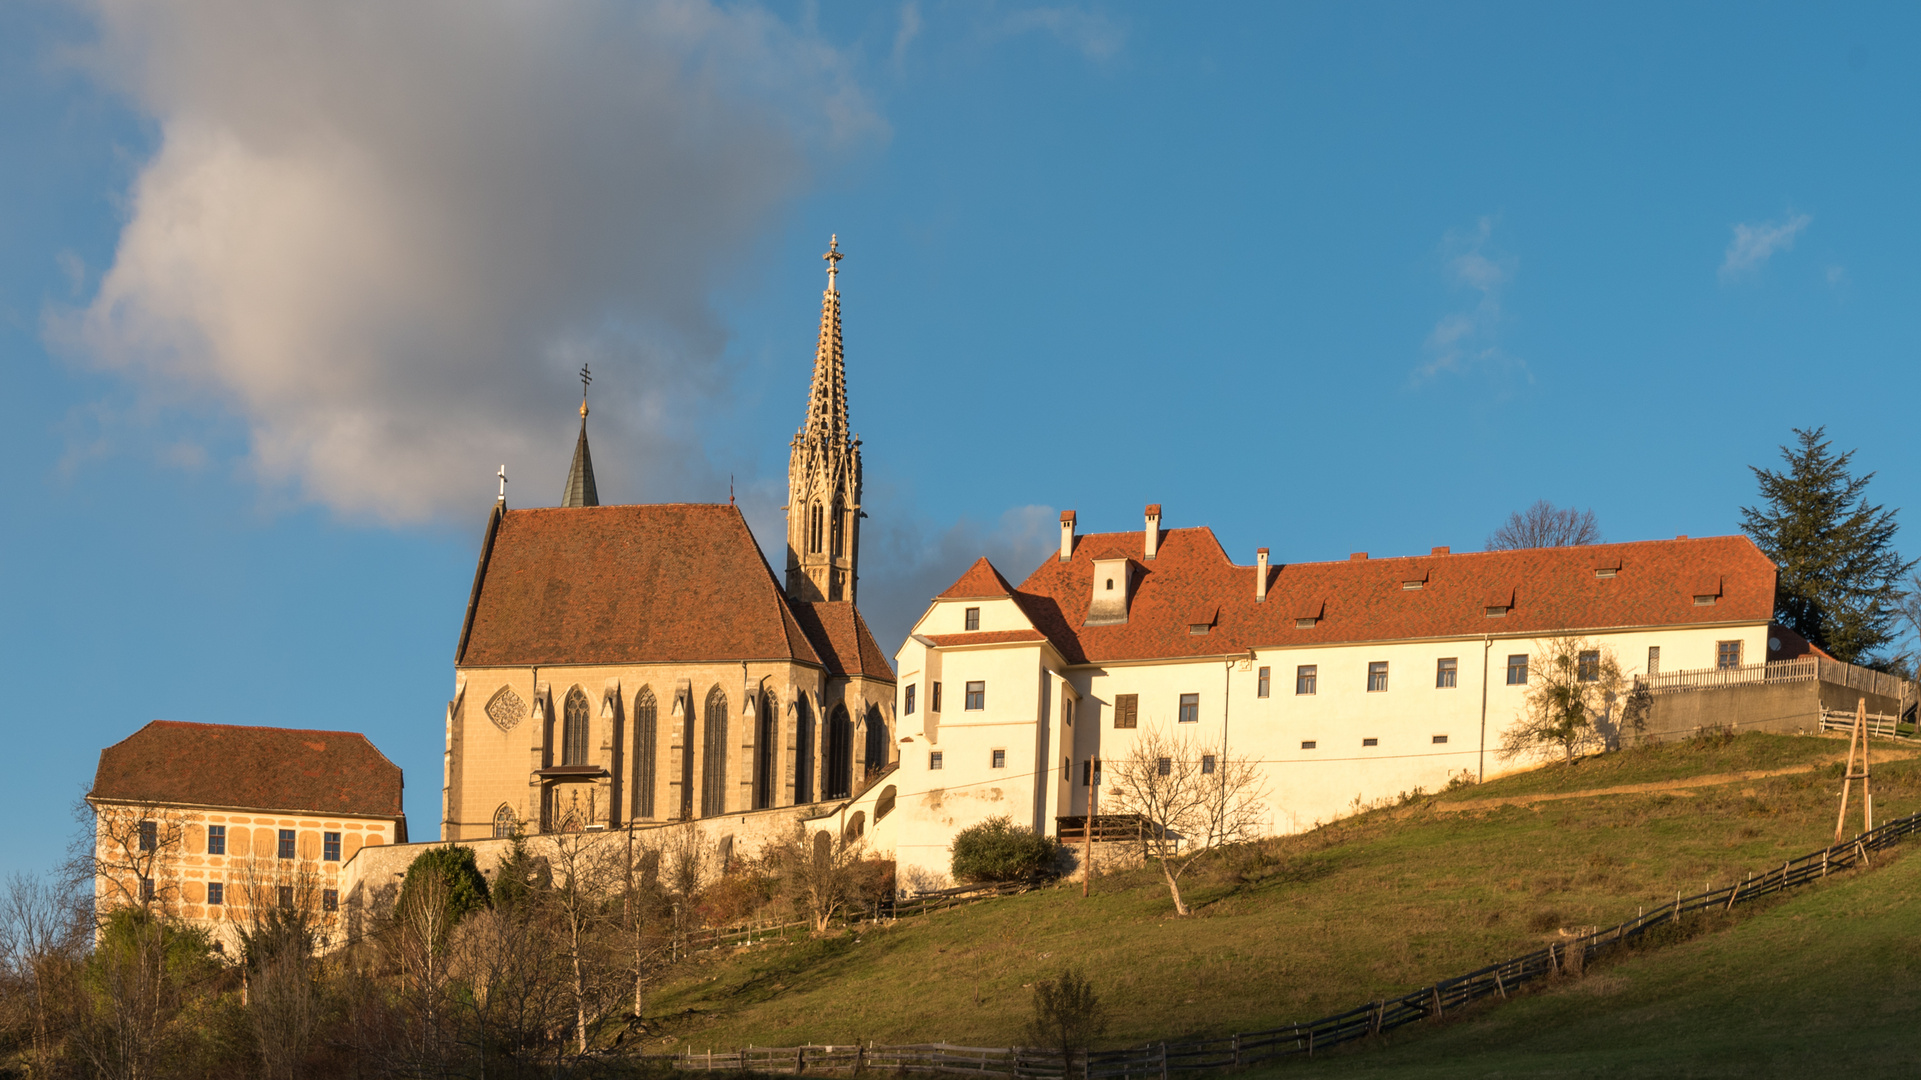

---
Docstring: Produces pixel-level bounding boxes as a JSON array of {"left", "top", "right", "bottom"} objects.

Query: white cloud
[
  {"left": 1414, "top": 217, "right": 1522, "bottom": 381},
  {"left": 52, "top": 0, "right": 879, "bottom": 524},
  {"left": 891, "top": 2, "right": 923, "bottom": 72},
  {"left": 998, "top": 6, "right": 1126, "bottom": 60},
  {"left": 1720, "top": 213, "right": 1811, "bottom": 280}
]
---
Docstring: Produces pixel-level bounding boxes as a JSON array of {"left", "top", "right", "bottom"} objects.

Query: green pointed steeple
[{"left": 562, "top": 366, "right": 599, "bottom": 508}]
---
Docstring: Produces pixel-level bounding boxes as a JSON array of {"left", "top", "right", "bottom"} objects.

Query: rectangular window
[
  {"left": 1300, "top": 740, "right": 1317, "bottom": 750},
  {"left": 1362, "top": 737, "right": 1378, "bottom": 747},
  {"left": 1257, "top": 666, "right": 1271, "bottom": 698},
  {"left": 1113, "top": 693, "right": 1138, "bottom": 729},
  {"left": 1506, "top": 654, "right": 1528, "bottom": 685},
  {"left": 277, "top": 885, "right": 294, "bottom": 910},
  {"left": 1201, "top": 755, "right": 1217, "bottom": 775},
  {"left": 1433, "top": 734, "right": 1449, "bottom": 744},
  {"left": 965, "top": 607, "right": 981, "bottom": 631},
  {"left": 905, "top": 684, "right": 916, "bottom": 715},
  {"left": 138, "top": 820, "right": 157, "bottom": 852},
  {"left": 991, "top": 749, "right": 1006, "bottom": 769},
  {"left": 206, "top": 825, "right": 226, "bottom": 856},
  {"left": 1577, "top": 650, "right": 1600, "bottom": 682},
  {"left": 1717, "top": 641, "right": 1743, "bottom": 669},
  {"left": 1062, "top": 756, "right": 1070, "bottom": 779},
  {"left": 1367, "top": 661, "right": 1389, "bottom": 692},
  {"left": 1296, "top": 665, "right": 1317, "bottom": 695},
  {"left": 277, "top": 829, "right": 296, "bottom": 860},
  {"left": 931, "top": 682, "right": 942, "bottom": 712},
  {"left": 1648, "top": 646, "right": 1661, "bottom": 675},
  {"left": 322, "top": 889, "right": 338, "bottom": 913},
  {"left": 1177, "top": 693, "right": 1200, "bottom": 723},
  {"left": 929, "top": 751, "right": 943, "bottom": 770},
  {"left": 1156, "top": 757, "right": 1172, "bottom": 776},
  {"left": 965, "top": 681, "right": 986, "bottom": 710},
  {"left": 206, "top": 882, "right": 224, "bottom": 906},
  {"left": 1436, "top": 658, "right": 1458, "bottom": 689},
  {"left": 323, "top": 832, "right": 341, "bottom": 862},
  {"left": 139, "top": 877, "right": 154, "bottom": 903}
]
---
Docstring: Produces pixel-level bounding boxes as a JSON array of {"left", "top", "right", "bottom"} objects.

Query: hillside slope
[
  {"left": 1286, "top": 840, "right": 1921, "bottom": 1077},
  {"left": 644, "top": 734, "right": 1921, "bottom": 1051}
]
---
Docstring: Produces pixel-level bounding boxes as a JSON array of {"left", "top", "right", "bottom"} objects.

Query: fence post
[
  {"left": 1159, "top": 1041, "right": 1169, "bottom": 1080},
  {"left": 1232, "top": 1033, "right": 1241, "bottom": 1067}
]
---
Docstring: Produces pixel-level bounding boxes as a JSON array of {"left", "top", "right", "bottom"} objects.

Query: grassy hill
[{"left": 642, "top": 733, "right": 1921, "bottom": 1056}]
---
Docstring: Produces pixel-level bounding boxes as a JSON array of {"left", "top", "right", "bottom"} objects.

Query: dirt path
[{"left": 1430, "top": 748, "right": 1920, "bottom": 814}]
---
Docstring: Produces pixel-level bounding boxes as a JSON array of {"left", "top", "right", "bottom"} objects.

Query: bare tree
[
  {"left": 451, "top": 900, "right": 572, "bottom": 1074},
  {"left": 0, "top": 872, "right": 86, "bottom": 1076},
  {"left": 769, "top": 818, "right": 868, "bottom": 933},
  {"left": 232, "top": 855, "right": 327, "bottom": 1079},
  {"left": 545, "top": 830, "right": 623, "bottom": 1055},
  {"left": 1104, "top": 731, "right": 1266, "bottom": 916},
  {"left": 1500, "top": 636, "right": 1628, "bottom": 763},
  {"left": 1486, "top": 500, "right": 1602, "bottom": 550},
  {"left": 70, "top": 907, "right": 219, "bottom": 1080},
  {"left": 616, "top": 830, "right": 671, "bottom": 1019},
  {"left": 77, "top": 798, "right": 191, "bottom": 920}
]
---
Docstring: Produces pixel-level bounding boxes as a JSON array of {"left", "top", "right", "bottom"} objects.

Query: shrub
[
  {"left": 397, "top": 845, "right": 491, "bottom": 941},
  {"left": 1023, "top": 966, "right": 1107, "bottom": 1068},
  {"left": 950, "top": 817, "right": 1059, "bottom": 882}
]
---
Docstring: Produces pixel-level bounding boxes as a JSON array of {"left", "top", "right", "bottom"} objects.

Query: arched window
[
  {"left": 845, "top": 810, "right": 865, "bottom": 842},
  {"left": 830, "top": 496, "right": 845, "bottom": 558},
  {"left": 809, "top": 503, "right": 823, "bottom": 554},
  {"left": 863, "top": 705, "right": 889, "bottom": 779},
  {"left": 794, "top": 694, "right": 815, "bottom": 804},
  {"left": 754, "top": 689, "right": 778, "bottom": 810},
  {"left": 562, "top": 687, "right": 590, "bottom": 766},
  {"left": 677, "top": 691, "right": 695, "bottom": 821},
  {"left": 875, "top": 785, "right": 897, "bottom": 822},
  {"left": 632, "top": 688, "right": 657, "bottom": 820},
  {"left": 492, "top": 804, "right": 517, "bottom": 839},
  {"left": 700, "top": 686, "right": 729, "bottom": 817},
  {"left": 825, "top": 704, "right": 853, "bottom": 800}
]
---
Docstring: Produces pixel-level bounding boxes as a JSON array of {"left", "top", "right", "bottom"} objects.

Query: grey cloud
[{"left": 55, "top": 0, "right": 878, "bottom": 523}]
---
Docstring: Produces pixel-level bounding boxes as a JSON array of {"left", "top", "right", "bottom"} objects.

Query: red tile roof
[
  {"left": 791, "top": 601, "right": 897, "bottom": 681},
  {"left": 1004, "top": 528, "right": 1777, "bottom": 665},
  {"left": 924, "top": 629, "right": 1051, "bottom": 647},
  {"left": 937, "top": 557, "right": 1020, "bottom": 599},
  {"left": 91, "top": 721, "right": 405, "bottom": 822},
  {"left": 458, "top": 504, "right": 826, "bottom": 668}
]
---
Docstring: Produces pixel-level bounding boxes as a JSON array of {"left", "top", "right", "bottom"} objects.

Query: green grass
[
  {"left": 1434, "top": 732, "right": 1851, "bottom": 802},
  {"left": 1278, "top": 844, "right": 1921, "bottom": 1078},
  {"left": 641, "top": 733, "right": 1921, "bottom": 1055}
]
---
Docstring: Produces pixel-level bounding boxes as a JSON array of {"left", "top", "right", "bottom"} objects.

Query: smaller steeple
[{"left": 562, "top": 364, "right": 599, "bottom": 508}]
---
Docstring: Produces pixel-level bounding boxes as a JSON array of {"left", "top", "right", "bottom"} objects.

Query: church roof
[
  {"left": 937, "top": 556, "right": 1020, "bottom": 599},
  {"left": 561, "top": 416, "right": 598, "bottom": 508},
  {"left": 91, "top": 720, "right": 405, "bottom": 822},
  {"left": 790, "top": 601, "right": 896, "bottom": 681},
  {"left": 1005, "top": 527, "right": 1777, "bottom": 665},
  {"left": 458, "top": 503, "right": 830, "bottom": 669}
]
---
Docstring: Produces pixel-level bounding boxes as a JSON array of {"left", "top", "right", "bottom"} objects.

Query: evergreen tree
[{"left": 1740, "top": 426, "right": 1913, "bottom": 664}]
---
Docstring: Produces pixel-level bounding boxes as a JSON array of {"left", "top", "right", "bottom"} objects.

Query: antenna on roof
[{"left": 497, "top": 464, "right": 508, "bottom": 505}]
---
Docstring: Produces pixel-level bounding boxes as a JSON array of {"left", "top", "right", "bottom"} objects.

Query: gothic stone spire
[
  {"left": 786, "top": 235, "right": 862, "bottom": 603},
  {"left": 562, "top": 364, "right": 599, "bottom": 508}
]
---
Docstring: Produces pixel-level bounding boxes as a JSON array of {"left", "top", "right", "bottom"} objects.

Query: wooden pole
[{"left": 1837, "top": 696, "right": 1870, "bottom": 842}]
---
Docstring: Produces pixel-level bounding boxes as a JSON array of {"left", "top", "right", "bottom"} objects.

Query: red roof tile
[
  {"left": 1007, "top": 528, "right": 1777, "bottom": 665},
  {"left": 937, "top": 557, "right": 1019, "bottom": 599},
  {"left": 924, "top": 629, "right": 1051, "bottom": 647},
  {"left": 91, "top": 721, "right": 405, "bottom": 822},
  {"left": 791, "top": 601, "right": 897, "bottom": 681},
  {"left": 458, "top": 504, "right": 824, "bottom": 668}
]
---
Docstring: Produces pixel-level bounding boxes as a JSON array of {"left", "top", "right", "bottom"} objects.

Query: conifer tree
[{"left": 1740, "top": 426, "right": 1912, "bottom": 664}]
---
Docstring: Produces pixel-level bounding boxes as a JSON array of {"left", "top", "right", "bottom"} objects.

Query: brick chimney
[
  {"left": 1256, "top": 548, "right": 1269, "bottom": 602},
  {"left": 1059, "top": 510, "right": 1076, "bottom": 561},
  {"left": 1144, "top": 504, "right": 1162, "bottom": 560}
]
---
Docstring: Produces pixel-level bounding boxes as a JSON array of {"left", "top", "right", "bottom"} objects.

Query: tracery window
[
  {"left": 486, "top": 686, "right": 526, "bottom": 732},
  {"left": 562, "top": 687, "right": 590, "bottom": 766},
  {"left": 794, "top": 694, "right": 816, "bottom": 804},
  {"left": 633, "top": 688, "right": 658, "bottom": 820},
  {"left": 492, "top": 804, "right": 517, "bottom": 839},
  {"left": 824, "top": 704, "right": 853, "bottom": 800},
  {"left": 701, "top": 687, "right": 729, "bottom": 817},
  {"left": 831, "top": 497, "right": 845, "bottom": 558},
  {"left": 809, "top": 504, "right": 823, "bottom": 554}
]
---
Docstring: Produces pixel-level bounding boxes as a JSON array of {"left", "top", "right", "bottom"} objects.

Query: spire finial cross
[
  {"left": 578, "top": 363, "right": 592, "bottom": 418},
  {"left": 497, "top": 464, "right": 508, "bottom": 504},
  {"left": 823, "top": 234, "right": 842, "bottom": 290}
]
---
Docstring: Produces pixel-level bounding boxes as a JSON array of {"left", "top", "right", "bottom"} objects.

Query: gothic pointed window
[
  {"left": 831, "top": 496, "right": 845, "bottom": 558},
  {"left": 700, "top": 687, "right": 729, "bottom": 817},
  {"left": 862, "top": 706, "right": 888, "bottom": 780},
  {"left": 632, "top": 688, "right": 657, "bottom": 820},
  {"left": 754, "top": 689, "right": 778, "bottom": 810},
  {"left": 562, "top": 688, "right": 590, "bottom": 766},
  {"left": 794, "top": 694, "right": 815, "bottom": 804},
  {"left": 809, "top": 503, "right": 823, "bottom": 554},
  {"left": 825, "top": 704, "right": 853, "bottom": 800},
  {"left": 492, "top": 804, "right": 517, "bottom": 839}
]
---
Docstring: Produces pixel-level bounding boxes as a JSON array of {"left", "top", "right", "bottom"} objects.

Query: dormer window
[
  {"left": 1292, "top": 598, "right": 1325, "bottom": 630},
  {"left": 1402, "top": 580, "right": 1424, "bottom": 590},
  {"left": 1189, "top": 624, "right": 1209, "bottom": 635},
  {"left": 1693, "top": 595, "right": 1716, "bottom": 606},
  {"left": 1595, "top": 568, "right": 1618, "bottom": 578},
  {"left": 1087, "top": 558, "right": 1133, "bottom": 626},
  {"left": 1485, "top": 606, "right": 1510, "bottom": 617},
  {"left": 1296, "top": 618, "right": 1318, "bottom": 629}
]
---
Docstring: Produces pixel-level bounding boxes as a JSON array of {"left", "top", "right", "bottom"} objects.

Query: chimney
[
  {"left": 1059, "top": 510, "right": 1076, "bottom": 561},
  {"left": 1431, "top": 546, "right": 1450, "bottom": 556},
  {"left": 1256, "top": 548, "right": 1270, "bottom": 603},
  {"left": 1144, "top": 504, "right": 1162, "bottom": 560},
  {"left": 1350, "top": 552, "right": 1368, "bottom": 561}
]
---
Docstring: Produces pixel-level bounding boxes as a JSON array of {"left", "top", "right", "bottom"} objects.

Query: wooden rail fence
[{"left": 667, "top": 808, "right": 1921, "bottom": 1077}]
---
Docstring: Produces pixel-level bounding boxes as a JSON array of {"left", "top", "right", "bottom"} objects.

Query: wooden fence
[
  {"left": 1640, "top": 656, "right": 1911, "bottom": 706},
  {"left": 1819, "top": 707, "right": 1904, "bottom": 738},
  {"left": 668, "top": 808, "right": 1921, "bottom": 1077}
]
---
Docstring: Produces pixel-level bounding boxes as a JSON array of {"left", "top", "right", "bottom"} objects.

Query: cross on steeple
[
  {"left": 578, "top": 363, "right": 592, "bottom": 418},
  {"left": 497, "top": 464, "right": 508, "bottom": 504},
  {"left": 823, "top": 234, "right": 843, "bottom": 291}
]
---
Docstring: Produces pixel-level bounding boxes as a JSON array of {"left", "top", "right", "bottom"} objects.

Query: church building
[{"left": 440, "top": 238, "right": 895, "bottom": 842}]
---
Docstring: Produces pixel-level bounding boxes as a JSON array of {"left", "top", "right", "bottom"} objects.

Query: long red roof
[{"left": 996, "top": 528, "right": 1775, "bottom": 665}]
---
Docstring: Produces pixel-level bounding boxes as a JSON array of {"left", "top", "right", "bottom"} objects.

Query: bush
[
  {"left": 950, "top": 817, "right": 1060, "bottom": 882},
  {"left": 397, "top": 845, "right": 491, "bottom": 938}
]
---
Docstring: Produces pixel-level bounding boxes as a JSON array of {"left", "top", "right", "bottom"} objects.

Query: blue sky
[{"left": 3, "top": 1, "right": 1917, "bottom": 877}]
